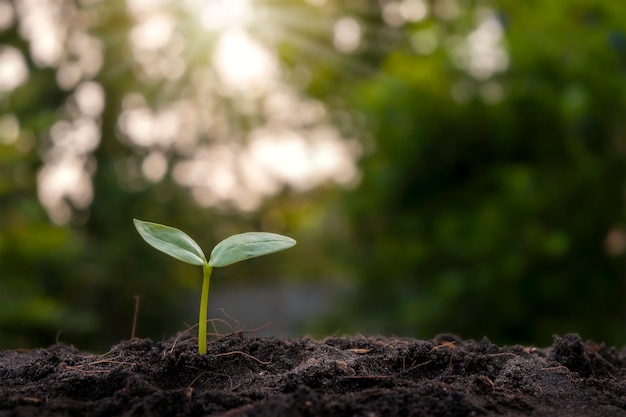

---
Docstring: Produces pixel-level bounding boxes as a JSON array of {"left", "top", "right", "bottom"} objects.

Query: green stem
[{"left": 198, "top": 265, "right": 213, "bottom": 354}]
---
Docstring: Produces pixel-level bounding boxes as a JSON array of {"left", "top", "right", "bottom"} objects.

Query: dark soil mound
[{"left": 1, "top": 333, "right": 626, "bottom": 416}]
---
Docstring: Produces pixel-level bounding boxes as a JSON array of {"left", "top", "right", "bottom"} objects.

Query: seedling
[{"left": 133, "top": 219, "right": 296, "bottom": 354}]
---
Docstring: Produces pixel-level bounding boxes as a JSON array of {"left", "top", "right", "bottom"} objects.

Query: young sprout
[{"left": 133, "top": 219, "right": 296, "bottom": 354}]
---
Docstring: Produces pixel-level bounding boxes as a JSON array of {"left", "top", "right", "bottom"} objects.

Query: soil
[{"left": 1, "top": 332, "right": 626, "bottom": 416}]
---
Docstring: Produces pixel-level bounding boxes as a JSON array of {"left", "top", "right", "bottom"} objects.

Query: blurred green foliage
[
  {"left": 1, "top": 0, "right": 626, "bottom": 350},
  {"left": 329, "top": 0, "right": 626, "bottom": 345}
]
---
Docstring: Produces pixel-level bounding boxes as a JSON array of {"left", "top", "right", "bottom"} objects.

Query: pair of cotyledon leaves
[{"left": 133, "top": 219, "right": 296, "bottom": 268}]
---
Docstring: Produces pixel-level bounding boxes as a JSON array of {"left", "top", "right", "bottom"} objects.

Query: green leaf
[
  {"left": 209, "top": 232, "right": 296, "bottom": 267},
  {"left": 133, "top": 219, "right": 207, "bottom": 266}
]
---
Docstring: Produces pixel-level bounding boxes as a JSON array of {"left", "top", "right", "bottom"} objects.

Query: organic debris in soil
[{"left": 1, "top": 333, "right": 626, "bottom": 416}]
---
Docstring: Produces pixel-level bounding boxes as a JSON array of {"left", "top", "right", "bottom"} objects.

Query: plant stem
[{"left": 199, "top": 265, "right": 213, "bottom": 354}]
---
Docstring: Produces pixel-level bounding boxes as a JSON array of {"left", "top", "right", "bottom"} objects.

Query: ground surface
[{"left": 1, "top": 332, "right": 626, "bottom": 416}]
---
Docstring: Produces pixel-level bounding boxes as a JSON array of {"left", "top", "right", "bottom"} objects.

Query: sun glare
[
  {"left": 158, "top": 0, "right": 361, "bottom": 210},
  {"left": 198, "top": 0, "right": 252, "bottom": 32},
  {"left": 213, "top": 29, "right": 277, "bottom": 92},
  {"left": 25, "top": 0, "right": 365, "bottom": 222}
]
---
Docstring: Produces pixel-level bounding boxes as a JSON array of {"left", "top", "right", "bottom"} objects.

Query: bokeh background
[{"left": 2, "top": 0, "right": 626, "bottom": 351}]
